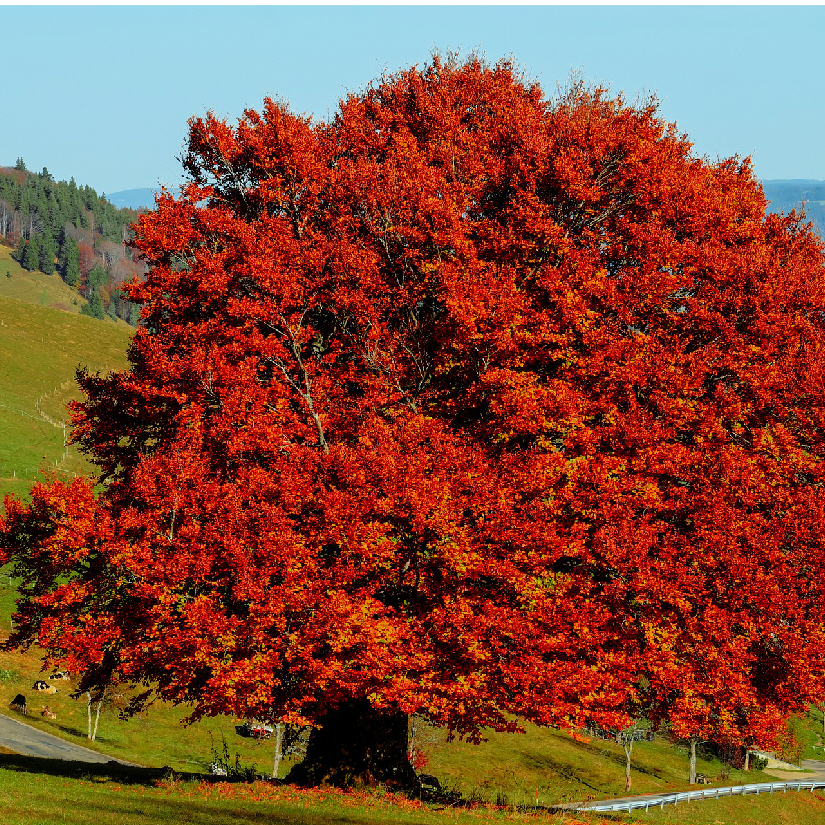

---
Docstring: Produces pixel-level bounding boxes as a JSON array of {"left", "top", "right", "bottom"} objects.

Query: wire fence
[{"left": 571, "top": 780, "right": 825, "bottom": 813}]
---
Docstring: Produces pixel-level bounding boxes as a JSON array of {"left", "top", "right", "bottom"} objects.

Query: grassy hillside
[
  {"left": 0, "top": 246, "right": 85, "bottom": 314},
  {"left": 0, "top": 290, "right": 131, "bottom": 500},
  {"left": 0, "top": 761, "right": 825, "bottom": 825}
]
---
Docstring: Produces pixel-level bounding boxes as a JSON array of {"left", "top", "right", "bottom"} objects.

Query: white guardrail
[{"left": 573, "top": 780, "right": 825, "bottom": 813}]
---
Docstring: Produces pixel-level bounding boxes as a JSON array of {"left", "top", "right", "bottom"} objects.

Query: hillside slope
[{"left": 0, "top": 293, "right": 131, "bottom": 500}]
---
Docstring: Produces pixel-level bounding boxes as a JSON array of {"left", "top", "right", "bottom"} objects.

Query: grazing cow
[
  {"left": 41, "top": 706, "right": 56, "bottom": 719},
  {"left": 49, "top": 671, "right": 70, "bottom": 681},
  {"left": 33, "top": 680, "right": 48, "bottom": 691},
  {"left": 9, "top": 694, "right": 26, "bottom": 715}
]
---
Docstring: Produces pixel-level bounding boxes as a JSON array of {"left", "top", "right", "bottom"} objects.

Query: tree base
[{"left": 286, "top": 698, "right": 417, "bottom": 789}]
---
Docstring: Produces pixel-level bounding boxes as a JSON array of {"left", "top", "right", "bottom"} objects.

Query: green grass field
[
  {"left": 0, "top": 246, "right": 90, "bottom": 315},
  {"left": 0, "top": 290, "right": 132, "bottom": 500},
  {"left": 0, "top": 759, "right": 824, "bottom": 825}
]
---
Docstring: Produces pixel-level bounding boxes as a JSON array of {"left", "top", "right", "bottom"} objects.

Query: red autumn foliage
[
  {"left": 3, "top": 57, "right": 825, "bottom": 781},
  {"left": 76, "top": 240, "right": 95, "bottom": 278}
]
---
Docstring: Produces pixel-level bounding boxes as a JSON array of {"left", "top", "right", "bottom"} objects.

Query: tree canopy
[{"left": 3, "top": 56, "right": 825, "bottom": 787}]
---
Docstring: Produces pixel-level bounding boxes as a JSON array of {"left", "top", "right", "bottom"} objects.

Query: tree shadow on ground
[
  {"left": 518, "top": 738, "right": 666, "bottom": 794},
  {"left": 0, "top": 752, "right": 225, "bottom": 786},
  {"left": 76, "top": 795, "right": 381, "bottom": 825}
]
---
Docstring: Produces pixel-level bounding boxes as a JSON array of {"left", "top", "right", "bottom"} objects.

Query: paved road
[{"left": 0, "top": 712, "right": 139, "bottom": 765}]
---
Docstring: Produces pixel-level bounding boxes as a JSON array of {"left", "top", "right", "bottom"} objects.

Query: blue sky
[{"left": 3, "top": 6, "right": 825, "bottom": 193}]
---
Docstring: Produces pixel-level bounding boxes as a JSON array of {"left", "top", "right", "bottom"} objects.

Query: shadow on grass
[
  {"left": 518, "top": 739, "right": 667, "bottom": 796},
  {"left": 77, "top": 795, "right": 379, "bottom": 825},
  {"left": 0, "top": 752, "right": 225, "bottom": 786}
]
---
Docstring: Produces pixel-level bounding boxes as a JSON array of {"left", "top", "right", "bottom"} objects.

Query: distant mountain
[
  {"left": 106, "top": 186, "right": 181, "bottom": 211},
  {"left": 762, "top": 179, "right": 825, "bottom": 237},
  {"left": 105, "top": 188, "right": 159, "bottom": 210}
]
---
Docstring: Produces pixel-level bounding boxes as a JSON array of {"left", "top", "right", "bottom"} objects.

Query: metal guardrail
[{"left": 573, "top": 780, "right": 825, "bottom": 813}]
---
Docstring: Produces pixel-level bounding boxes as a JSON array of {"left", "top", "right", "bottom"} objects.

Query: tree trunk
[
  {"left": 272, "top": 722, "right": 285, "bottom": 779},
  {"left": 286, "top": 698, "right": 417, "bottom": 789},
  {"left": 689, "top": 738, "right": 697, "bottom": 784},
  {"left": 86, "top": 688, "right": 105, "bottom": 741},
  {"left": 744, "top": 748, "right": 750, "bottom": 771},
  {"left": 623, "top": 738, "right": 633, "bottom": 791},
  {"left": 92, "top": 689, "right": 105, "bottom": 741}
]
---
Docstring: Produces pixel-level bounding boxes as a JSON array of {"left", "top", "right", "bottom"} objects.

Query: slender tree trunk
[
  {"left": 744, "top": 748, "right": 750, "bottom": 771},
  {"left": 86, "top": 688, "right": 105, "bottom": 740},
  {"left": 92, "top": 688, "right": 105, "bottom": 741},
  {"left": 623, "top": 738, "right": 633, "bottom": 791},
  {"left": 272, "top": 722, "right": 285, "bottom": 779},
  {"left": 286, "top": 698, "right": 416, "bottom": 789},
  {"left": 689, "top": 738, "right": 697, "bottom": 784}
]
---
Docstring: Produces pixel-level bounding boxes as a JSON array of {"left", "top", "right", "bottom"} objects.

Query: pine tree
[
  {"left": 80, "top": 289, "right": 105, "bottom": 320},
  {"left": 20, "top": 236, "right": 40, "bottom": 271},
  {"left": 86, "top": 264, "right": 107, "bottom": 296},
  {"left": 38, "top": 233, "right": 57, "bottom": 275},
  {"left": 58, "top": 235, "right": 80, "bottom": 287},
  {"left": 11, "top": 236, "right": 26, "bottom": 264}
]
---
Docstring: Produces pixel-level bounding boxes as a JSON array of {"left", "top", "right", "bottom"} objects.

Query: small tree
[
  {"left": 85, "top": 686, "right": 106, "bottom": 741},
  {"left": 615, "top": 721, "right": 650, "bottom": 791}
]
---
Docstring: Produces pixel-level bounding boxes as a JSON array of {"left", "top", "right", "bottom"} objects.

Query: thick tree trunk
[
  {"left": 689, "top": 738, "right": 697, "bottom": 784},
  {"left": 286, "top": 698, "right": 417, "bottom": 789}
]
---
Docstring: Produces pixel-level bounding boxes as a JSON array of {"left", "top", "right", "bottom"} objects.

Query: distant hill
[
  {"left": 762, "top": 179, "right": 825, "bottom": 237},
  {"left": 107, "top": 187, "right": 180, "bottom": 210},
  {"left": 0, "top": 162, "right": 145, "bottom": 325},
  {"left": 106, "top": 188, "right": 158, "bottom": 210}
]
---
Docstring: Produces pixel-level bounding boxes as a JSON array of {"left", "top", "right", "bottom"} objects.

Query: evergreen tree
[
  {"left": 14, "top": 157, "right": 26, "bottom": 171},
  {"left": 80, "top": 289, "right": 105, "bottom": 320},
  {"left": 21, "top": 236, "right": 40, "bottom": 271},
  {"left": 38, "top": 232, "right": 57, "bottom": 274},
  {"left": 58, "top": 234, "right": 80, "bottom": 287},
  {"left": 86, "top": 263, "right": 107, "bottom": 294},
  {"left": 11, "top": 236, "right": 26, "bottom": 264}
]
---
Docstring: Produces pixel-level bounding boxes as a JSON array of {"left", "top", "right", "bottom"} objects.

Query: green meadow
[{"left": 0, "top": 275, "right": 132, "bottom": 500}]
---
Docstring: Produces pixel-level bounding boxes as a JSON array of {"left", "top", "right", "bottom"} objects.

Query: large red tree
[{"left": 3, "top": 57, "right": 825, "bottom": 787}]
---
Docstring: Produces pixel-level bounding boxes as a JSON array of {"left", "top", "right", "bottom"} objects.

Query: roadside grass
[
  {"left": 0, "top": 293, "right": 131, "bottom": 500},
  {"left": 599, "top": 788, "right": 825, "bottom": 825},
  {"left": 1, "top": 763, "right": 825, "bottom": 825},
  {"left": 422, "top": 722, "right": 775, "bottom": 807}
]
